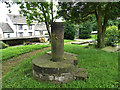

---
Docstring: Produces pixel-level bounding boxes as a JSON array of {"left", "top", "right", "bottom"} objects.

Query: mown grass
[
  {"left": 2, "top": 44, "right": 118, "bottom": 88},
  {"left": 1, "top": 39, "right": 74, "bottom": 61},
  {"left": 64, "top": 39, "right": 75, "bottom": 43},
  {"left": 1, "top": 44, "right": 49, "bottom": 61}
]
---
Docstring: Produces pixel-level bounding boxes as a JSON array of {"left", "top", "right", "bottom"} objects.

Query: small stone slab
[
  {"left": 102, "top": 46, "right": 119, "bottom": 52},
  {"left": 73, "top": 68, "right": 88, "bottom": 81},
  {"left": 72, "top": 40, "right": 94, "bottom": 45}
]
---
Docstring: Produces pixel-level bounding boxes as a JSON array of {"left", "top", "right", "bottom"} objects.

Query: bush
[
  {"left": 79, "top": 28, "right": 92, "bottom": 39},
  {"left": 64, "top": 22, "right": 77, "bottom": 40},
  {"left": 105, "top": 25, "right": 119, "bottom": 47},
  {"left": 45, "top": 33, "right": 48, "bottom": 35},
  {"left": 0, "top": 41, "right": 9, "bottom": 49},
  {"left": 23, "top": 42, "right": 32, "bottom": 45},
  {"left": 79, "top": 21, "right": 92, "bottom": 39}
]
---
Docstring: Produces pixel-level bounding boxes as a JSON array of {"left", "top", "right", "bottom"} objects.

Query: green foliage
[
  {"left": 17, "top": 2, "right": 55, "bottom": 24},
  {"left": 64, "top": 22, "right": 77, "bottom": 40},
  {"left": 105, "top": 25, "right": 119, "bottom": 47},
  {"left": 58, "top": 2, "right": 120, "bottom": 48},
  {"left": 0, "top": 41, "right": 9, "bottom": 49},
  {"left": 2, "top": 44, "right": 118, "bottom": 88},
  {"left": 1, "top": 44, "right": 49, "bottom": 61},
  {"left": 64, "top": 39, "right": 74, "bottom": 43},
  {"left": 108, "top": 19, "right": 120, "bottom": 27},
  {"left": 45, "top": 33, "right": 49, "bottom": 35},
  {"left": 79, "top": 21, "right": 92, "bottom": 39},
  {"left": 58, "top": 2, "right": 120, "bottom": 23}
]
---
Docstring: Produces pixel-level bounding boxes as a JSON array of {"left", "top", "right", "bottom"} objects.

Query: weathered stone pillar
[{"left": 51, "top": 22, "right": 65, "bottom": 62}]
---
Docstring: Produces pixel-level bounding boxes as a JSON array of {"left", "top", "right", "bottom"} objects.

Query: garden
[
  {"left": 2, "top": 44, "right": 118, "bottom": 88},
  {"left": 1, "top": 1, "right": 120, "bottom": 89}
]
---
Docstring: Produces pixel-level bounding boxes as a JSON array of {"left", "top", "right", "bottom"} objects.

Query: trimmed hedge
[
  {"left": 3, "top": 38, "right": 40, "bottom": 46},
  {"left": 79, "top": 28, "right": 91, "bottom": 39},
  {"left": 64, "top": 22, "right": 77, "bottom": 40}
]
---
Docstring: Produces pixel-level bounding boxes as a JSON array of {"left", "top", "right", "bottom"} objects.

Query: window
[
  {"left": 29, "top": 25, "right": 32, "bottom": 30},
  {"left": 18, "top": 32, "right": 23, "bottom": 37},
  {"left": 6, "top": 18, "right": 8, "bottom": 22},
  {"left": 24, "top": 29, "right": 27, "bottom": 31},
  {"left": 28, "top": 32, "right": 32, "bottom": 36},
  {"left": 39, "top": 31, "right": 43, "bottom": 35},
  {"left": 18, "top": 25, "right": 23, "bottom": 30},
  {"left": 7, "top": 34, "right": 10, "bottom": 38}
]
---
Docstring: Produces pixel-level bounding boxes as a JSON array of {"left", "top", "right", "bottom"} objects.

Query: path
[
  {"left": 2, "top": 47, "right": 51, "bottom": 77},
  {"left": 2, "top": 41, "right": 75, "bottom": 77}
]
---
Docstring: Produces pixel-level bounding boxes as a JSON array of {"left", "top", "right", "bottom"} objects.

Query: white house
[
  {"left": 0, "top": 23, "right": 14, "bottom": 39},
  {"left": 0, "top": 14, "right": 48, "bottom": 39}
]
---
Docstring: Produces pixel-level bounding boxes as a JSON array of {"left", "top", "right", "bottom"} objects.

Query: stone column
[{"left": 51, "top": 22, "right": 65, "bottom": 62}]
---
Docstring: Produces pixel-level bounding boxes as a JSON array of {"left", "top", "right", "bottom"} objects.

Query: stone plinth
[{"left": 32, "top": 52, "right": 88, "bottom": 84}]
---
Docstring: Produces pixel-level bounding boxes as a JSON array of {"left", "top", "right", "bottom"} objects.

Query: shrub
[
  {"left": 24, "top": 42, "right": 32, "bottom": 45},
  {"left": 105, "top": 25, "right": 119, "bottom": 47},
  {"left": 45, "top": 33, "right": 48, "bottom": 35},
  {"left": 0, "top": 41, "right": 9, "bottom": 49},
  {"left": 79, "top": 21, "right": 92, "bottom": 39},
  {"left": 79, "top": 28, "right": 92, "bottom": 39},
  {"left": 64, "top": 22, "right": 77, "bottom": 40}
]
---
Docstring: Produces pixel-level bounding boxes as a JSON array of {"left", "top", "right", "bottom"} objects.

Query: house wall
[
  {"left": 0, "top": 28, "right": 3, "bottom": 39},
  {"left": 35, "top": 31, "right": 40, "bottom": 36},
  {"left": 43, "top": 31, "right": 48, "bottom": 35},
  {"left": 16, "top": 24, "right": 35, "bottom": 37},
  {"left": 5, "top": 15, "right": 48, "bottom": 39},
  {"left": 3, "top": 33, "right": 15, "bottom": 38},
  {"left": 5, "top": 15, "right": 16, "bottom": 38}
]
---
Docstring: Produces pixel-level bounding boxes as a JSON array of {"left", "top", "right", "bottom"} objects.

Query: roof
[
  {"left": 7, "top": 14, "right": 35, "bottom": 25},
  {"left": 0, "top": 23, "right": 14, "bottom": 33},
  {"left": 34, "top": 22, "right": 47, "bottom": 31}
]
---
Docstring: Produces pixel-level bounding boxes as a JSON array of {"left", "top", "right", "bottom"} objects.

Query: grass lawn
[
  {"left": 1, "top": 44, "right": 49, "bottom": 61},
  {"left": 2, "top": 44, "right": 118, "bottom": 88},
  {"left": 1, "top": 39, "right": 74, "bottom": 61},
  {"left": 64, "top": 39, "right": 75, "bottom": 43}
]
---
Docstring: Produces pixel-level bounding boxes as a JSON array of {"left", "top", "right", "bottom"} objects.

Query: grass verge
[
  {"left": 1, "top": 44, "right": 49, "bottom": 61},
  {"left": 2, "top": 44, "right": 118, "bottom": 88},
  {"left": 1, "top": 39, "right": 74, "bottom": 61},
  {"left": 64, "top": 39, "right": 75, "bottom": 43}
]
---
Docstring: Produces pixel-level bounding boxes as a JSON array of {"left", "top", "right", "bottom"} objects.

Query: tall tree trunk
[
  {"left": 51, "top": 22, "right": 65, "bottom": 62},
  {"left": 45, "top": 22, "right": 51, "bottom": 41},
  {"left": 102, "top": 16, "right": 108, "bottom": 48},
  {"left": 97, "top": 6, "right": 103, "bottom": 48}
]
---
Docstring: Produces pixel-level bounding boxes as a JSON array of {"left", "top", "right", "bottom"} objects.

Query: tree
[
  {"left": 5, "top": 1, "right": 65, "bottom": 62},
  {"left": 58, "top": 2, "right": 120, "bottom": 48},
  {"left": 16, "top": 2, "right": 54, "bottom": 40}
]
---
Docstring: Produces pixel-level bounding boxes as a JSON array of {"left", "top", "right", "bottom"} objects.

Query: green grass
[
  {"left": 64, "top": 39, "right": 74, "bottom": 43},
  {"left": 1, "top": 39, "right": 74, "bottom": 61},
  {"left": 1, "top": 44, "right": 49, "bottom": 61},
  {"left": 2, "top": 44, "right": 118, "bottom": 88}
]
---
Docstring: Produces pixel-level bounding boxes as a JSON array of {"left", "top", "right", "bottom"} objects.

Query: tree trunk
[
  {"left": 51, "top": 22, "right": 65, "bottom": 62},
  {"left": 45, "top": 22, "right": 51, "bottom": 42},
  {"left": 102, "top": 15, "right": 108, "bottom": 48},
  {"left": 97, "top": 6, "right": 103, "bottom": 48}
]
